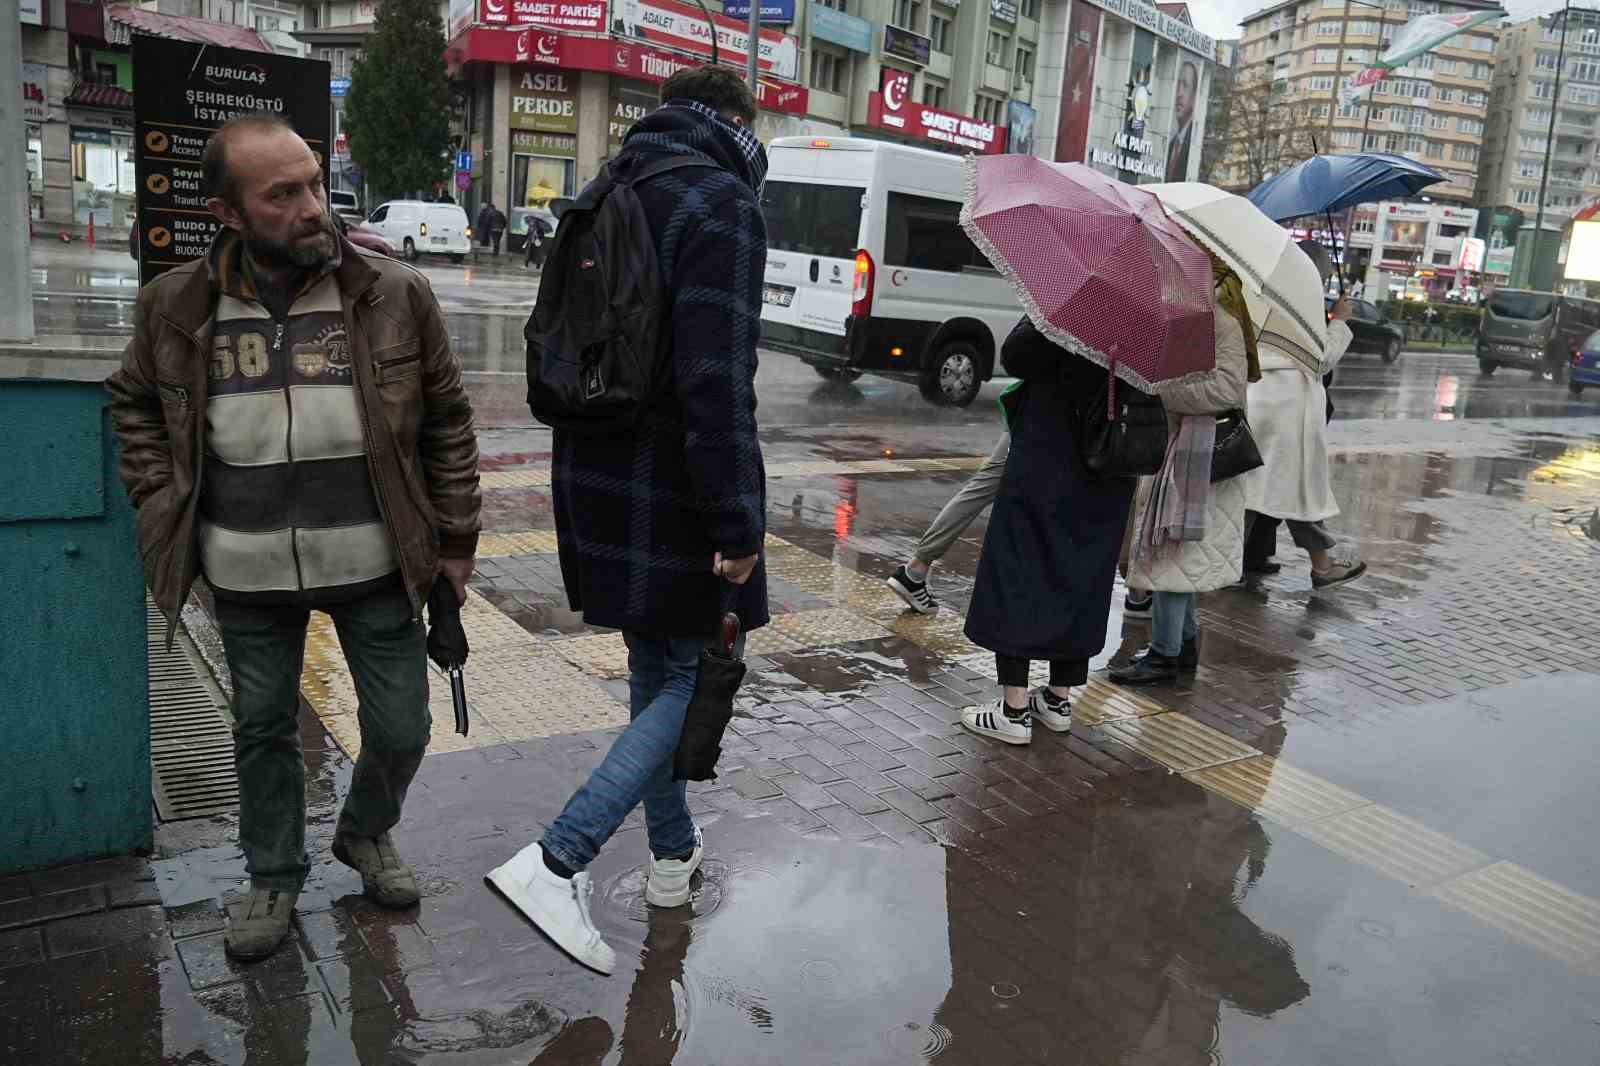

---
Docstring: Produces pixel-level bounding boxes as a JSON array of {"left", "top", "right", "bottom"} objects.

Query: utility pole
[
  {"left": 747, "top": 0, "right": 761, "bottom": 91},
  {"left": 1532, "top": 0, "right": 1572, "bottom": 289},
  {"left": 1, "top": 11, "right": 36, "bottom": 343}
]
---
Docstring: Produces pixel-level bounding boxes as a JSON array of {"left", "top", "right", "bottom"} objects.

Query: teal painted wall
[{"left": 0, "top": 381, "right": 150, "bottom": 873}]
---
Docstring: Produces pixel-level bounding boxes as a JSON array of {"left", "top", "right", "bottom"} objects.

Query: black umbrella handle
[{"left": 717, "top": 578, "right": 741, "bottom": 655}]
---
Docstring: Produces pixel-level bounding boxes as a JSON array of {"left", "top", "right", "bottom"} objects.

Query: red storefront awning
[
  {"left": 65, "top": 79, "right": 135, "bottom": 110},
  {"left": 445, "top": 25, "right": 809, "bottom": 115}
]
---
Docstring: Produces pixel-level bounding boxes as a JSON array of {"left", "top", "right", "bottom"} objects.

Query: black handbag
[
  {"left": 1210, "top": 409, "right": 1264, "bottom": 482},
  {"left": 1078, "top": 364, "right": 1168, "bottom": 478}
]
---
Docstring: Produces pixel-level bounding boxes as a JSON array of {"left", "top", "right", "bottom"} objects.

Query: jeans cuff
[{"left": 540, "top": 836, "right": 587, "bottom": 875}]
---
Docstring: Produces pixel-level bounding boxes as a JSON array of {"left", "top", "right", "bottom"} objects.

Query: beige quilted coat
[{"left": 1128, "top": 309, "right": 1251, "bottom": 595}]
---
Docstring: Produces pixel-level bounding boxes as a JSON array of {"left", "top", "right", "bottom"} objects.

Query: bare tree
[{"left": 1212, "top": 73, "right": 1319, "bottom": 194}]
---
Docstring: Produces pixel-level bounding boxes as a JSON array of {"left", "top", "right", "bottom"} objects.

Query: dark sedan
[{"left": 1328, "top": 296, "right": 1405, "bottom": 364}]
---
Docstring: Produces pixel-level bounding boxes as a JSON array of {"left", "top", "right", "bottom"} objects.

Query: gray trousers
[{"left": 914, "top": 432, "right": 1010, "bottom": 564}]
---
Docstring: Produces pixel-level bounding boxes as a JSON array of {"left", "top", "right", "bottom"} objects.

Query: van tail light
[
  {"left": 1575, "top": 350, "right": 1583, "bottom": 367},
  {"left": 419, "top": 221, "right": 428, "bottom": 237},
  {"left": 465, "top": 225, "right": 474, "bottom": 238},
  {"left": 852, "top": 249, "right": 875, "bottom": 317}
]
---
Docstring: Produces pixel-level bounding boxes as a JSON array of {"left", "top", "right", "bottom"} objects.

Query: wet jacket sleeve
[
  {"left": 1158, "top": 310, "right": 1250, "bottom": 416},
  {"left": 104, "top": 286, "right": 172, "bottom": 509},
  {"left": 410, "top": 277, "right": 482, "bottom": 559},
  {"left": 671, "top": 189, "right": 767, "bottom": 560},
  {"left": 1322, "top": 320, "right": 1354, "bottom": 374}
]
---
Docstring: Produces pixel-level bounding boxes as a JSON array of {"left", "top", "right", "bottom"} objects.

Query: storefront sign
[
  {"left": 479, "top": 0, "right": 608, "bottom": 32},
  {"left": 613, "top": 0, "right": 799, "bottom": 80},
  {"left": 990, "top": 0, "right": 1018, "bottom": 25},
  {"left": 21, "top": 0, "right": 44, "bottom": 26},
  {"left": 449, "top": 27, "right": 809, "bottom": 113},
  {"left": 609, "top": 78, "right": 657, "bottom": 152},
  {"left": 883, "top": 25, "right": 931, "bottom": 66},
  {"left": 132, "top": 36, "right": 329, "bottom": 284},
  {"left": 1079, "top": 0, "right": 1213, "bottom": 59},
  {"left": 867, "top": 72, "right": 1006, "bottom": 154},
  {"left": 1055, "top": 4, "right": 1100, "bottom": 163},
  {"left": 22, "top": 63, "right": 49, "bottom": 124},
  {"left": 723, "top": 0, "right": 796, "bottom": 24},
  {"left": 512, "top": 129, "right": 578, "bottom": 156},
  {"left": 330, "top": 77, "right": 351, "bottom": 97},
  {"left": 811, "top": 6, "right": 872, "bottom": 53},
  {"left": 510, "top": 68, "right": 578, "bottom": 133},
  {"left": 1090, "top": 131, "right": 1161, "bottom": 180}
]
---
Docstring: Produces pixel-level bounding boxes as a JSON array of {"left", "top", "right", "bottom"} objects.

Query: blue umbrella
[{"left": 1247, "top": 153, "right": 1446, "bottom": 222}]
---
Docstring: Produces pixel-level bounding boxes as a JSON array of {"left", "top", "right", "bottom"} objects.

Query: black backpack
[{"left": 525, "top": 154, "right": 712, "bottom": 435}]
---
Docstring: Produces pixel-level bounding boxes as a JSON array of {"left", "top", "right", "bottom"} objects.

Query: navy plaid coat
[{"left": 551, "top": 104, "right": 770, "bottom": 638}]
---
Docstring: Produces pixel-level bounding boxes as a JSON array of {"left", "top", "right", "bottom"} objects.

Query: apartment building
[
  {"left": 1477, "top": 6, "right": 1600, "bottom": 285},
  {"left": 1218, "top": 0, "right": 1500, "bottom": 203}
]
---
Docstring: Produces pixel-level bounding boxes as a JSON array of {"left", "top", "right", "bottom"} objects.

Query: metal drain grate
[{"left": 147, "top": 599, "right": 239, "bottom": 820}]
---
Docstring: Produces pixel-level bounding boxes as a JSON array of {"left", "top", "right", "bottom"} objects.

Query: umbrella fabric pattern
[
  {"left": 1247, "top": 152, "right": 1445, "bottom": 222},
  {"left": 961, "top": 154, "right": 1216, "bottom": 392},
  {"left": 1146, "top": 182, "right": 1330, "bottom": 377}
]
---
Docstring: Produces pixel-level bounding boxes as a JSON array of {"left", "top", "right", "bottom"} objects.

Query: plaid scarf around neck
[
  {"left": 665, "top": 98, "right": 769, "bottom": 191},
  {"left": 1137, "top": 414, "right": 1216, "bottom": 563}
]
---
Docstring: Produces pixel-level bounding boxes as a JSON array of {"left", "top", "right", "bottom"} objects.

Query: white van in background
[
  {"left": 365, "top": 201, "right": 473, "bottom": 263},
  {"left": 757, "top": 137, "right": 1022, "bottom": 406}
]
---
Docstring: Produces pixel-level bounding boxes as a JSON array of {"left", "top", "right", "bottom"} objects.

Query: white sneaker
[
  {"left": 486, "top": 845, "right": 616, "bottom": 975},
  {"left": 960, "top": 700, "right": 1031, "bottom": 745},
  {"left": 645, "top": 824, "right": 704, "bottom": 908},
  {"left": 1029, "top": 688, "right": 1072, "bottom": 733}
]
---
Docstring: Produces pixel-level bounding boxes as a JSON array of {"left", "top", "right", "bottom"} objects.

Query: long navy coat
[{"left": 964, "top": 319, "right": 1137, "bottom": 663}]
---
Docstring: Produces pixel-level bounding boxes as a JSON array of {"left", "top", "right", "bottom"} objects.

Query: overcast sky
[{"left": 1188, "top": 0, "right": 1574, "bottom": 43}]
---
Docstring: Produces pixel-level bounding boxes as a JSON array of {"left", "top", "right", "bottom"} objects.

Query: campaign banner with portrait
[
  {"left": 1165, "top": 56, "right": 1200, "bottom": 182},
  {"left": 132, "top": 36, "right": 330, "bottom": 286}
]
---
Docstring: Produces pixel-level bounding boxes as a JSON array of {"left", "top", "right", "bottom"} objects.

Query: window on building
[
  {"left": 1533, "top": 79, "right": 1556, "bottom": 100},
  {"left": 1521, "top": 133, "right": 1550, "bottom": 153},
  {"left": 884, "top": 192, "right": 985, "bottom": 272},
  {"left": 1349, "top": 19, "right": 1378, "bottom": 35},
  {"left": 1470, "top": 34, "right": 1495, "bottom": 53},
  {"left": 1467, "top": 62, "right": 1490, "bottom": 81},
  {"left": 1429, "top": 113, "right": 1450, "bottom": 129},
  {"left": 929, "top": 9, "right": 953, "bottom": 54},
  {"left": 987, "top": 30, "right": 1010, "bottom": 66},
  {"left": 1332, "top": 129, "right": 1360, "bottom": 147},
  {"left": 1338, "top": 100, "right": 1364, "bottom": 118},
  {"left": 1319, "top": 20, "right": 1343, "bottom": 36},
  {"left": 1426, "top": 140, "right": 1445, "bottom": 158},
  {"left": 815, "top": 0, "right": 847, "bottom": 7},
  {"left": 893, "top": 0, "right": 922, "bottom": 31},
  {"left": 923, "top": 78, "right": 948, "bottom": 108},
  {"left": 1315, "top": 47, "right": 1336, "bottom": 63},
  {"left": 1518, "top": 161, "right": 1543, "bottom": 179},
  {"left": 1526, "top": 107, "right": 1553, "bottom": 129},
  {"left": 1514, "top": 186, "right": 1537, "bottom": 205},
  {"left": 1344, "top": 47, "right": 1372, "bottom": 64},
  {"left": 1465, "top": 91, "right": 1488, "bottom": 108},
  {"left": 1016, "top": 45, "right": 1035, "bottom": 82},
  {"left": 975, "top": 94, "right": 1006, "bottom": 125},
  {"left": 810, "top": 47, "right": 846, "bottom": 94},
  {"left": 1020, "top": 0, "right": 1039, "bottom": 17},
  {"left": 1537, "top": 49, "right": 1560, "bottom": 70},
  {"left": 1570, "top": 85, "right": 1600, "bottom": 105},
  {"left": 1436, "top": 58, "right": 1457, "bottom": 76},
  {"left": 1410, "top": 52, "right": 1433, "bottom": 71},
  {"left": 1452, "top": 143, "right": 1479, "bottom": 163},
  {"left": 1457, "top": 116, "right": 1484, "bottom": 135},
  {"left": 1321, "top": 0, "right": 1342, "bottom": 7},
  {"left": 1309, "top": 75, "right": 1334, "bottom": 91}
]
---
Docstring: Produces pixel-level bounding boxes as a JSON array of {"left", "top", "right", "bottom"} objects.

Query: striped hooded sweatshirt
[{"left": 198, "top": 230, "right": 399, "bottom": 605}]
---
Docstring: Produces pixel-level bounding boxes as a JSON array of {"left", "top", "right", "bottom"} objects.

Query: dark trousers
[
  {"left": 1244, "top": 512, "right": 1338, "bottom": 564},
  {"left": 491, "top": 229, "right": 504, "bottom": 254},
  {"left": 996, "top": 655, "right": 1088, "bottom": 688},
  {"left": 215, "top": 584, "right": 431, "bottom": 892}
]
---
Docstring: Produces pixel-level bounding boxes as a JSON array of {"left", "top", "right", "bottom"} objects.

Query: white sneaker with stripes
[
  {"left": 960, "top": 700, "right": 1031, "bottom": 745},
  {"left": 1028, "top": 688, "right": 1072, "bottom": 733}
]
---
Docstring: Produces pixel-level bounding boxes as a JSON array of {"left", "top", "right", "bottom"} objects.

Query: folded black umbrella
[
  {"left": 673, "top": 584, "right": 746, "bottom": 782},
  {"left": 426, "top": 576, "right": 470, "bottom": 737}
]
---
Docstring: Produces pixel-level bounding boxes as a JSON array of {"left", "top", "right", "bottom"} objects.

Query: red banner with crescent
[{"left": 1056, "top": 4, "right": 1100, "bottom": 163}]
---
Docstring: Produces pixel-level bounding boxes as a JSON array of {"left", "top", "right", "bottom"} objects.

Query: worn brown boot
[
  {"left": 224, "top": 885, "right": 297, "bottom": 961},
  {"left": 333, "top": 832, "right": 421, "bottom": 908}
]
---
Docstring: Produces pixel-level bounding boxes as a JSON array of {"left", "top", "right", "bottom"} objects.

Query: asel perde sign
[
  {"left": 866, "top": 71, "right": 1006, "bottom": 155},
  {"left": 132, "top": 36, "right": 331, "bottom": 286}
]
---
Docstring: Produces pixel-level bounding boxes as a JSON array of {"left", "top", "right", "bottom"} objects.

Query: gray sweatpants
[{"left": 914, "top": 432, "right": 1011, "bottom": 565}]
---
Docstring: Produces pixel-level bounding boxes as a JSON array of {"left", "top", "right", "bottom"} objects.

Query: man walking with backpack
[{"left": 488, "top": 66, "right": 769, "bottom": 974}]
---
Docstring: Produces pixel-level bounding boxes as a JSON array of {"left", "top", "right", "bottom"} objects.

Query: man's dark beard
[{"left": 243, "top": 214, "right": 338, "bottom": 271}]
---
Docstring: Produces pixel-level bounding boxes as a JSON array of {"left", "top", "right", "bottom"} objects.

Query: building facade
[
  {"left": 1219, "top": 0, "right": 1500, "bottom": 204},
  {"left": 1344, "top": 198, "right": 1478, "bottom": 293},
  {"left": 1477, "top": 6, "right": 1600, "bottom": 288}
]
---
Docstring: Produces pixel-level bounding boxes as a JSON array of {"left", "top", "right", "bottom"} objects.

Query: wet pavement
[{"left": 6, "top": 241, "right": 1600, "bottom": 1064}]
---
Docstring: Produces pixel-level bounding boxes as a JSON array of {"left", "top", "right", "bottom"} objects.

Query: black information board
[{"left": 133, "top": 36, "right": 330, "bottom": 286}]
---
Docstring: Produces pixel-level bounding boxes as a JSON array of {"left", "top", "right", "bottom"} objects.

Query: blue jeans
[
  {"left": 1151, "top": 592, "right": 1197, "bottom": 658},
  {"left": 542, "top": 632, "right": 705, "bottom": 871}
]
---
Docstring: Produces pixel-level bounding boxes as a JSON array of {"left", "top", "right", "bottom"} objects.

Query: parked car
[
  {"left": 364, "top": 200, "right": 472, "bottom": 262},
  {"left": 335, "top": 214, "right": 395, "bottom": 258},
  {"left": 1476, "top": 288, "right": 1600, "bottom": 381},
  {"left": 1329, "top": 296, "right": 1404, "bottom": 363},
  {"left": 1567, "top": 329, "right": 1600, "bottom": 397},
  {"left": 329, "top": 189, "right": 363, "bottom": 227},
  {"left": 1445, "top": 286, "right": 1482, "bottom": 306}
]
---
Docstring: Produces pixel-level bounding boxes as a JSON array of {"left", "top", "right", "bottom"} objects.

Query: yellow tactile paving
[
  {"left": 770, "top": 607, "right": 894, "bottom": 648},
  {"left": 551, "top": 631, "right": 632, "bottom": 679},
  {"left": 1295, "top": 804, "right": 1492, "bottom": 888},
  {"left": 1070, "top": 677, "right": 1168, "bottom": 726},
  {"left": 1432, "top": 862, "right": 1600, "bottom": 974},
  {"left": 480, "top": 467, "right": 552, "bottom": 490},
  {"left": 476, "top": 453, "right": 993, "bottom": 493},
  {"left": 477, "top": 530, "right": 562, "bottom": 557},
  {"left": 1096, "top": 712, "right": 1260, "bottom": 772},
  {"left": 1184, "top": 757, "right": 1371, "bottom": 828}
]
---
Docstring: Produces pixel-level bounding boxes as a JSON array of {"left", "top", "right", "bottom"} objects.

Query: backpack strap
[{"left": 623, "top": 154, "right": 719, "bottom": 187}]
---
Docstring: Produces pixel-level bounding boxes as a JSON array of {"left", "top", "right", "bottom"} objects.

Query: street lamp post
[{"left": 1532, "top": 0, "right": 1572, "bottom": 288}]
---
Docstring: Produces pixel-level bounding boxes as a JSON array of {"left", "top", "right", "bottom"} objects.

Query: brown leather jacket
[{"left": 106, "top": 239, "right": 481, "bottom": 637}]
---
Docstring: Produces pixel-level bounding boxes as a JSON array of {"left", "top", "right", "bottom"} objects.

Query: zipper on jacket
[{"left": 350, "top": 298, "right": 421, "bottom": 623}]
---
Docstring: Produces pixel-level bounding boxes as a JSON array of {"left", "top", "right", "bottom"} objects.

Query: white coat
[
  {"left": 1129, "top": 310, "right": 1251, "bottom": 595},
  {"left": 1238, "top": 320, "right": 1353, "bottom": 523}
]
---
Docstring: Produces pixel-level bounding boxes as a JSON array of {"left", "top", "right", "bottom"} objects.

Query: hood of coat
[{"left": 622, "top": 99, "right": 768, "bottom": 194}]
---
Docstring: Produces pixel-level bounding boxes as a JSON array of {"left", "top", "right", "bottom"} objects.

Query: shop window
[
  {"left": 987, "top": 30, "right": 1010, "bottom": 66},
  {"left": 884, "top": 192, "right": 983, "bottom": 273},
  {"left": 514, "top": 154, "right": 576, "bottom": 210},
  {"left": 760, "top": 180, "right": 866, "bottom": 261}
]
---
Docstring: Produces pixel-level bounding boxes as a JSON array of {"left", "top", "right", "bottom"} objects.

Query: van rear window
[
  {"left": 761, "top": 181, "right": 864, "bottom": 261},
  {"left": 1488, "top": 291, "right": 1555, "bottom": 321}
]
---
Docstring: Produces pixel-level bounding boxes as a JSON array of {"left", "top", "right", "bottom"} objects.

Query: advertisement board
[
  {"left": 991, "top": 0, "right": 1018, "bottom": 25},
  {"left": 612, "top": 0, "right": 799, "bottom": 80},
  {"left": 1563, "top": 221, "right": 1600, "bottom": 282},
  {"left": 510, "top": 68, "right": 578, "bottom": 132},
  {"left": 479, "top": 0, "right": 608, "bottom": 32},
  {"left": 883, "top": 25, "right": 931, "bottom": 66},
  {"left": 609, "top": 78, "right": 657, "bottom": 152},
  {"left": 1165, "top": 55, "right": 1199, "bottom": 181},
  {"left": 812, "top": 6, "right": 873, "bottom": 53},
  {"left": 868, "top": 71, "right": 1007, "bottom": 155},
  {"left": 723, "top": 0, "right": 796, "bottom": 23},
  {"left": 1007, "top": 100, "right": 1036, "bottom": 157},
  {"left": 132, "top": 36, "right": 330, "bottom": 285}
]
